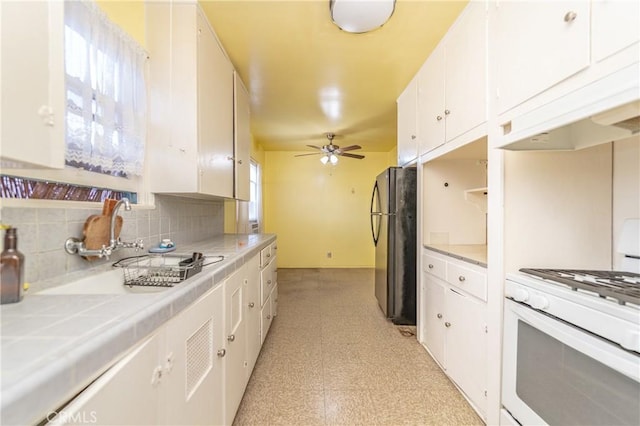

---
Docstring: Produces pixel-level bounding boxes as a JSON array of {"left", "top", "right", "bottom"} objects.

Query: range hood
[{"left": 499, "top": 64, "right": 640, "bottom": 151}]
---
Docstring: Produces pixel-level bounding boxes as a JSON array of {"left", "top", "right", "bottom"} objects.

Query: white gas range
[{"left": 501, "top": 222, "right": 640, "bottom": 426}]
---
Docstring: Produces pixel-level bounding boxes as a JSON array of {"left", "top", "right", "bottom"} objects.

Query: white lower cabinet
[
  {"left": 223, "top": 269, "right": 246, "bottom": 425},
  {"left": 49, "top": 240, "right": 277, "bottom": 426},
  {"left": 163, "top": 283, "right": 225, "bottom": 426},
  {"left": 48, "top": 333, "right": 162, "bottom": 425},
  {"left": 52, "top": 283, "right": 224, "bottom": 426},
  {"left": 420, "top": 252, "right": 487, "bottom": 419},
  {"left": 244, "top": 255, "right": 262, "bottom": 382}
]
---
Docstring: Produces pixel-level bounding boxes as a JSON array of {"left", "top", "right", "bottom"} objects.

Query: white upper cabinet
[
  {"left": 417, "top": 48, "right": 446, "bottom": 154},
  {"left": 147, "top": 2, "right": 235, "bottom": 198},
  {"left": 397, "top": 76, "right": 419, "bottom": 166},
  {"left": 417, "top": 1, "right": 487, "bottom": 157},
  {"left": 494, "top": 0, "right": 591, "bottom": 115},
  {"left": 0, "top": 0, "right": 65, "bottom": 169},
  {"left": 592, "top": 0, "right": 640, "bottom": 63},
  {"left": 234, "top": 72, "right": 251, "bottom": 201}
]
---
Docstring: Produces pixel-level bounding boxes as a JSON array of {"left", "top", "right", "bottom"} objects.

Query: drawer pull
[
  {"left": 436, "top": 115, "right": 443, "bottom": 121},
  {"left": 248, "top": 302, "right": 255, "bottom": 308},
  {"left": 227, "top": 334, "right": 235, "bottom": 342},
  {"left": 428, "top": 264, "right": 434, "bottom": 269},
  {"left": 437, "top": 313, "right": 442, "bottom": 319},
  {"left": 444, "top": 109, "right": 450, "bottom": 115},
  {"left": 458, "top": 275, "right": 466, "bottom": 282},
  {"left": 217, "top": 349, "right": 226, "bottom": 358},
  {"left": 564, "top": 11, "right": 577, "bottom": 22},
  {"left": 445, "top": 322, "right": 451, "bottom": 328}
]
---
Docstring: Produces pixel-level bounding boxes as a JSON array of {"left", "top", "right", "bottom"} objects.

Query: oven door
[{"left": 502, "top": 298, "right": 640, "bottom": 426}]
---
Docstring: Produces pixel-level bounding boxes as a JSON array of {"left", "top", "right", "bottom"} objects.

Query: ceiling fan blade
[
  {"left": 340, "top": 153, "right": 365, "bottom": 159},
  {"left": 306, "top": 145, "right": 323, "bottom": 150},
  {"left": 294, "top": 152, "right": 324, "bottom": 157},
  {"left": 339, "top": 144, "right": 362, "bottom": 152}
]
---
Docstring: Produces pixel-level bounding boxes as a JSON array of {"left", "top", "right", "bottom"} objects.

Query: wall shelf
[{"left": 464, "top": 187, "right": 488, "bottom": 214}]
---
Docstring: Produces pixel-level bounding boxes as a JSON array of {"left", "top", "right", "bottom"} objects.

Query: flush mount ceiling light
[{"left": 330, "top": 0, "right": 396, "bottom": 33}]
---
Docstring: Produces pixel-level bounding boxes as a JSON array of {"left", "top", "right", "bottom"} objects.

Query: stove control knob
[
  {"left": 530, "top": 295, "right": 550, "bottom": 310},
  {"left": 511, "top": 288, "right": 529, "bottom": 302}
]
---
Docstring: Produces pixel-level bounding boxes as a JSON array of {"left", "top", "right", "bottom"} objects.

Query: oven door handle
[{"left": 506, "top": 299, "right": 640, "bottom": 381}]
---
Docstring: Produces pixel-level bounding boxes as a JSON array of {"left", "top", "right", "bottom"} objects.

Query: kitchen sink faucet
[{"left": 64, "top": 197, "right": 144, "bottom": 259}]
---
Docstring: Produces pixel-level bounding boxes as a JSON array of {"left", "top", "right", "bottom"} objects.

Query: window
[
  {"left": 249, "top": 160, "right": 261, "bottom": 233},
  {"left": 64, "top": 0, "right": 147, "bottom": 178}
]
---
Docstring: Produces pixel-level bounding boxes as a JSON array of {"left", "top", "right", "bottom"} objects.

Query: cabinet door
[
  {"left": 422, "top": 274, "right": 446, "bottom": 367},
  {"left": 445, "top": 288, "right": 487, "bottom": 417},
  {"left": 244, "top": 255, "right": 262, "bottom": 380},
  {"left": 494, "top": 0, "right": 590, "bottom": 114},
  {"left": 592, "top": 0, "right": 640, "bottom": 63},
  {"left": 260, "top": 296, "right": 273, "bottom": 345},
  {"left": 197, "top": 10, "right": 234, "bottom": 198},
  {"left": 444, "top": 1, "right": 487, "bottom": 142},
  {"left": 0, "top": 0, "right": 65, "bottom": 169},
  {"left": 417, "top": 47, "right": 446, "bottom": 154},
  {"left": 50, "top": 334, "right": 162, "bottom": 425},
  {"left": 163, "top": 283, "right": 224, "bottom": 426},
  {"left": 234, "top": 72, "right": 251, "bottom": 201},
  {"left": 224, "top": 270, "right": 246, "bottom": 425},
  {"left": 397, "top": 77, "right": 418, "bottom": 166}
]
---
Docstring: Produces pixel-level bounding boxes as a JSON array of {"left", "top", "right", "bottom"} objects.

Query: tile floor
[{"left": 233, "top": 268, "right": 484, "bottom": 426}]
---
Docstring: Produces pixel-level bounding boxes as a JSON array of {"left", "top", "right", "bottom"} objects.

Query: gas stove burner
[{"left": 520, "top": 268, "right": 640, "bottom": 306}]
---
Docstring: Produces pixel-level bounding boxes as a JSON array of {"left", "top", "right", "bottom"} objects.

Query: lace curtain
[{"left": 64, "top": 0, "right": 147, "bottom": 177}]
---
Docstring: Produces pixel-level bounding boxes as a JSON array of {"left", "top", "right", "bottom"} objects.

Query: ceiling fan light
[
  {"left": 320, "top": 155, "right": 330, "bottom": 164},
  {"left": 329, "top": 154, "right": 339, "bottom": 165},
  {"left": 330, "top": 0, "right": 396, "bottom": 34}
]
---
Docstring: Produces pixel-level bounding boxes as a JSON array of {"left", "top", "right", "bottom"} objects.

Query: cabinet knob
[
  {"left": 165, "top": 352, "right": 174, "bottom": 374},
  {"left": 428, "top": 264, "right": 434, "bottom": 269},
  {"left": 226, "top": 156, "right": 235, "bottom": 161},
  {"left": 437, "top": 313, "right": 443, "bottom": 319},
  {"left": 217, "top": 349, "right": 226, "bottom": 357},
  {"left": 237, "top": 159, "right": 243, "bottom": 164},
  {"left": 564, "top": 11, "right": 577, "bottom": 22},
  {"left": 227, "top": 334, "right": 236, "bottom": 342},
  {"left": 150, "top": 366, "right": 163, "bottom": 386},
  {"left": 249, "top": 302, "right": 255, "bottom": 308},
  {"left": 444, "top": 109, "right": 450, "bottom": 115},
  {"left": 267, "top": 253, "right": 271, "bottom": 258},
  {"left": 411, "top": 135, "right": 416, "bottom": 140},
  {"left": 458, "top": 275, "right": 466, "bottom": 282},
  {"left": 436, "top": 115, "right": 443, "bottom": 121},
  {"left": 267, "top": 279, "right": 272, "bottom": 285},
  {"left": 267, "top": 315, "right": 271, "bottom": 320},
  {"left": 445, "top": 322, "right": 451, "bottom": 328}
]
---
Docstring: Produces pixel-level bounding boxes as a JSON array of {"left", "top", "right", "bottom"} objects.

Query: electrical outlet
[{"left": 326, "top": 251, "right": 332, "bottom": 259}]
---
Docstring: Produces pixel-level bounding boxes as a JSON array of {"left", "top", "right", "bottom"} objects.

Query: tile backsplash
[{"left": 0, "top": 195, "right": 224, "bottom": 292}]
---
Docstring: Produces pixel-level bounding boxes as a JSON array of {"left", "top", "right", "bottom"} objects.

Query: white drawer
[
  {"left": 423, "top": 253, "right": 446, "bottom": 281},
  {"left": 260, "top": 245, "right": 273, "bottom": 268},
  {"left": 446, "top": 261, "right": 487, "bottom": 301},
  {"left": 260, "top": 261, "right": 276, "bottom": 307},
  {"left": 260, "top": 297, "right": 273, "bottom": 345}
]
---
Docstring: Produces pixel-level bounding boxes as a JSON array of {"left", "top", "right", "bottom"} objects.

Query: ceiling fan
[{"left": 295, "top": 133, "right": 365, "bottom": 164}]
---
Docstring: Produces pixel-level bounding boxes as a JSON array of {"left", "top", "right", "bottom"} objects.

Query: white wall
[
  {"left": 613, "top": 135, "right": 640, "bottom": 269},
  {"left": 504, "top": 143, "right": 613, "bottom": 272}
]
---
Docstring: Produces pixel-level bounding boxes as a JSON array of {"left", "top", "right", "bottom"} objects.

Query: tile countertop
[
  {"left": 424, "top": 244, "right": 488, "bottom": 267},
  {"left": 0, "top": 233, "right": 276, "bottom": 426}
]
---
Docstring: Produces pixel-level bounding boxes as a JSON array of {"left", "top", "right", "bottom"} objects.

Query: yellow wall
[
  {"left": 263, "top": 151, "right": 394, "bottom": 268},
  {"left": 96, "top": 0, "right": 146, "bottom": 47}
]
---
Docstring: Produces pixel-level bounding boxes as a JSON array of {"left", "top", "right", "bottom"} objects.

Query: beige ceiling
[{"left": 200, "top": 0, "right": 468, "bottom": 152}]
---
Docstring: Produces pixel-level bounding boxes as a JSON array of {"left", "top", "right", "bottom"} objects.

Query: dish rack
[{"left": 114, "top": 253, "right": 204, "bottom": 288}]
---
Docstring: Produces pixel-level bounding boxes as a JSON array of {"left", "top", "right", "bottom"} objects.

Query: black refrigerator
[{"left": 370, "top": 167, "right": 417, "bottom": 325}]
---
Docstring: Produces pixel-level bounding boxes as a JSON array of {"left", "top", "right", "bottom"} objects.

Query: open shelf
[{"left": 464, "top": 187, "right": 488, "bottom": 214}]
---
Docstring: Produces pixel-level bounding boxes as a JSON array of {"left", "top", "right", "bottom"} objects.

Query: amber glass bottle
[{"left": 1, "top": 227, "right": 24, "bottom": 304}]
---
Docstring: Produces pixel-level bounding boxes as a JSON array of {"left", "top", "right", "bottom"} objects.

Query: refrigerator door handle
[{"left": 370, "top": 182, "right": 381, "bottom": 246}]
